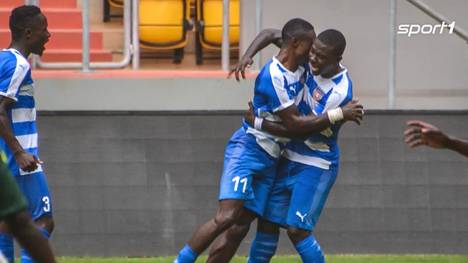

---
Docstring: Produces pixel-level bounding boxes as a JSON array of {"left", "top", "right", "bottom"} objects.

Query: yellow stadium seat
[
  {"left": 139, "top": 0, "right": 191, "bottom": 63},
  {"left": 195, "top": 0, "right": 239, "bottom": 64}
]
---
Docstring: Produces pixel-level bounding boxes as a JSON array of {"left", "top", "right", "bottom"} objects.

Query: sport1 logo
[{"left": 397, "top": 21, "right": 455, "bottom": 37}]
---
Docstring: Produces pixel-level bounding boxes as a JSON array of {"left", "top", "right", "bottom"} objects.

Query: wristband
[
  {"left": 254, "top": 117, "right": 264, "bottom": 130},
  {"left": 327, "top": 108, "right": 344, "bottom": 124}
]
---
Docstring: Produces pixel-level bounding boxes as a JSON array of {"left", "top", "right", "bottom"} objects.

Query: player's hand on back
[
  {"left": 228, "top": 56, "right": 254, "bottom": 81},
  {"left": 404, "top": 120, "right": 449, "bottom": 149},
  {"left": 14, "top": 151, "right": 41, "bottom": 172},
  {"left": 244, "top": 101, "right": 256, "bottom": 127},
  {"left": 341, "top": 99, "right": 364, "bottom": 125}
]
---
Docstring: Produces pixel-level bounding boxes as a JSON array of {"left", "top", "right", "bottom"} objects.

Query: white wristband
[
  {"left": 254, "top": 117, "right": 264, "bottom": 130},
  {"left": 327, "top": 108, "right": 344, "bottom": 124}
]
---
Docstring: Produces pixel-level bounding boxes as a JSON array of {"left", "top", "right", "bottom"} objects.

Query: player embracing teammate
[{"left": 175, "top": 18, "right": 364, "bottom": 263}]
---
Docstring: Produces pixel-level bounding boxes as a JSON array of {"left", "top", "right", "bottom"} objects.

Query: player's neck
[
  {"left": 8, "top": 42, "right": 30, "bottom": 58},
  {"left": 277, "top": 49, "right": 299, "bottom": 72},
  {"left": 321, "top": 64, "right": 342, "bottom": 78}
]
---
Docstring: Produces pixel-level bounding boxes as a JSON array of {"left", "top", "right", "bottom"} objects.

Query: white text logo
[{"left": 397, "top": 21, "right": 455, "bottom": 37}]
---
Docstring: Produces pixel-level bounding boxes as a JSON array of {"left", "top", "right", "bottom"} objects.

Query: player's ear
[
  {"left": 291, "top": 37, "right": 300, "bottom": 48},
  {"left": 24, "top": 27, "right": 32, "bottom": 39}
]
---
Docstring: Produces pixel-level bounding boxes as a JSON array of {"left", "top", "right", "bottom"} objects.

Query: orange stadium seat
[
  {"left": 195, "top": 0, "right": 239, "bottom": 65},
  {"left": 104, "top": 0, "right": 124, "bottom": 22},
  {"left": 139, "top": 0, "right": 191, "bottom": 63}
]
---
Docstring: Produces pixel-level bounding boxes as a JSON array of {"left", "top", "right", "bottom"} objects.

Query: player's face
[
  {"left": 309, "top": 39, "right": 339, "bottom": 77},
  {"left": 27, "top": 14, "right": 50, "bottom": 56},
  {"left": 295, "top": 30, "right": 316, "bottom": 65}
]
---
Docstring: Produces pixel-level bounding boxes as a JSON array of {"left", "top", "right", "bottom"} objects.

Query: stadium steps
[{"left": 0, "top": 0, "right": 113, "bottom": 63}]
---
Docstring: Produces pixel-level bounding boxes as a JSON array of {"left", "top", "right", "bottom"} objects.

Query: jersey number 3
[{"left": 42, "top": 196, "right": 51, "bottom": 212}]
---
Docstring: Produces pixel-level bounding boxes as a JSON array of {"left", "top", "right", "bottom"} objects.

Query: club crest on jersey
[{"left": 313, "top": 88, "right": 324, "bottom": 101}]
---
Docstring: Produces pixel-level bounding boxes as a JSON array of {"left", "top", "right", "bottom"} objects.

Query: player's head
[
  {"left": 309, "top": 29, "right": 346, "bottom": 77},
  {"left": 9, "top": 5, "right": 50, "bottom": 56},
  {"left": 281, "top": 18, "right": 316, "bottom": 65}
]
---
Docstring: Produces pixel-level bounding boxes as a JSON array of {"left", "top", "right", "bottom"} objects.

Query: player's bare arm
[
  {"left": 245, "top": 100, "right": 363, "bottom": 138},
  {"left": 405, "top": 120, "right": 468, "bottom": 158},
  {"left": 5, "top": 211, "right": 57, "bottom": 263},
  {"left": 229, "top": 29, "right": 282, "bottom": 81},
  {"left": 0, "top": 96, "right": 40, "bottom": 172}
]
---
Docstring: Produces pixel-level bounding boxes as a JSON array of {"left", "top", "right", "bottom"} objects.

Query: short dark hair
[
  {"left": 317, "top": 29, "right": 346, "bottom": 57},
  {"left": 9, "top": 5, "right": 42, "bottom": 40},
  {"left": 281, "top": 18, "right": 314, "bottom": 44}
]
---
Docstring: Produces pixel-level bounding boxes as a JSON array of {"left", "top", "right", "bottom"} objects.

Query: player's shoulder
[
  {"left": 257, "top": 58, "right": 281, "bottom": 83},
  {"left": 268, "top": 57, "right": 289, "bottom": 78},
  {"left": 331, "top": 67, "right": 352, "bottom": 96},
  {"left": 0, "top": 49, "right": 30, "bottom": 74}
]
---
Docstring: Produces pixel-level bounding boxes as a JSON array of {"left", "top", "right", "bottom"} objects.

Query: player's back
[{"left": 0, "top": 49, "right": 39, "bottom": 176}]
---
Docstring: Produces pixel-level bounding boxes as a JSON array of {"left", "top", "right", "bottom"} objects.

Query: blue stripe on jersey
[
  {"left": 276, "top": 63, "right": 286, "bottom": 73},
  {"left": 12, "top": 95, "right": 35, "bottom": 109},
  {"left": 11, "top": 122, "right": 37, "bottom": 136},
  {"left": 331, "top": 74, "right": 343, "bottom": 85},
  {"left": 339, "top": 72, "right": 353, "bottom": 107}
]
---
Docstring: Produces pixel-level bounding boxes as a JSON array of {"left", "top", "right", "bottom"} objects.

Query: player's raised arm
[
  {"left": 229, "top": 29, "right": 282, "bottom": 81},
  {"left": 405, "top": 120, "right": 468, "bottom": 158},
  {"left": 245, "top": 100, "right": 363, "bottom": 138}
]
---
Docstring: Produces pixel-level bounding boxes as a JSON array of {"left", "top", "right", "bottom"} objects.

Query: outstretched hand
[
  {"left": 228, "top": 56, "right": 254, "bottom": 81},
  {"left": 404, "top": 120, "right": 449, "bottom": 149}
]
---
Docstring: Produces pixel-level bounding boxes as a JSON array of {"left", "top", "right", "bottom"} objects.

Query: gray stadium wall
[{"left": 38, "top": 110, "right": 468, "bottom": 256}]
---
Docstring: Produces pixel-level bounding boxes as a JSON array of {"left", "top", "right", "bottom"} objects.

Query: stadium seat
[
  {"left": 139, "top": 0, "right": 191, "bottom": 64},
  {"left": 195, "top": 0, "right": 239, "bottom": 65},
  {"left": 103, "top": 0, "right": 124, "bottom": 22}
]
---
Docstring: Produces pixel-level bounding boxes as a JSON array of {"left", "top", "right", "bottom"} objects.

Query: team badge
[{"left": 313, "top": 88, "right": 324, "bottom": 101}]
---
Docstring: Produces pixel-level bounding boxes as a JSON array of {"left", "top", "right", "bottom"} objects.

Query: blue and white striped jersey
[
  {"left": 244, "top": 57, "right": 308, "bottom": 158},
  {"left": 0, "top": 48, "right": 42, "bottom": 176},
  {"left": 283, "top": 66, "right": 353, "bottom": 170}
]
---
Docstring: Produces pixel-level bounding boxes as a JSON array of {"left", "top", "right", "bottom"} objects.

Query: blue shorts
[
  {"left": 14, "top": 171, "right": 53, "bottom": 221},
  {"left": 263, "top": 158, "right": 338, "bottom": 231},
  {"left": 219, "top": 128, "right": 278, "bottom": 216}
]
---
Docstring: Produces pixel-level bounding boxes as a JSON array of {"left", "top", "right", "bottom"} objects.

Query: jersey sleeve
[{"left": 0, "top": 56, "right": 30, "bottom": 101}]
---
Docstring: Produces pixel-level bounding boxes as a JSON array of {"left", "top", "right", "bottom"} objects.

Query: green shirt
[{"left": 0, "top": 151, "right": 27, "bottom": 219}]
